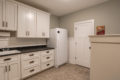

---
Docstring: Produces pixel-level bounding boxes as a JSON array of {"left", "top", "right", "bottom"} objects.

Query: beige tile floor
[{"left": 25, "top": 64, "right": 90, "bottom": 80}]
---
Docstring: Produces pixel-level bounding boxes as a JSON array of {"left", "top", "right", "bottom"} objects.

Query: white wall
[{"left": 68, "top": 37, "right": 76, "bottom": 64}]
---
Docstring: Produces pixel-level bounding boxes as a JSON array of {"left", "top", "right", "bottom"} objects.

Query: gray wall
[
  {"left": 60, "top": 0, "right": 120, "bottom": 37},
  {"left": 50, "top": 15, "right": 60, "bottom": 28}
]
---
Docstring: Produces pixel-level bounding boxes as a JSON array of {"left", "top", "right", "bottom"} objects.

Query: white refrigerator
[{"left": 48, "top": 28, "right": 68, "bottom": 67}]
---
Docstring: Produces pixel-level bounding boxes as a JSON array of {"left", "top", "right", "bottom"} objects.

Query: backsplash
[{"left": 0, "top": 37, "right": 47, "bottom": 48}]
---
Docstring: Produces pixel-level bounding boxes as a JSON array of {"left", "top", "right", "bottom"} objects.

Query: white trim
[{"left": 74, "top": 19, "right": 94, "bottom": 25}]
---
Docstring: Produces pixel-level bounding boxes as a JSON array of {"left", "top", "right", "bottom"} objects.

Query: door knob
[{"left": 89, "top": 47, "right": 91, "bottom": 49}]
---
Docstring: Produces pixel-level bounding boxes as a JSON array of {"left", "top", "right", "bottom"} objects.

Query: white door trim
[{"left": 74, "top": 19, "right": 94, "bottom": 67}]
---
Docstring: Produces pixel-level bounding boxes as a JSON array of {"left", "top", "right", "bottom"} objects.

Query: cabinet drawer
[
  {"left": 41, "top": 60, "right": 54, "bottom": 70},
  {"left": 22, "top": 58, "right": 40, "bottom": 69},
  {"left": 41, "top": 54, "right": 54, "bottom": 63},
  {"left": 0, "top": 55, "right": 20, "bottom": 63},
  {"left": 41, "top": 50, "right": 54, "bottom": 57},
  {"left": 22, "top": 66, "right": 40, "bottom": 78},
  {"left": 21, "top": 52, "right": 40, "bottom": 60}
]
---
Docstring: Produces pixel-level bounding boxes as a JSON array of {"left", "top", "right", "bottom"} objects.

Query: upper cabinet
[
  {"left": 17, "top": 5, "right": 37, "bottom": 38},
  {"left": 17, "top": 3, "right": 50, "bottom": 38},
  {"left": 37, "top": 10, "right": 50, "bottom": 38},
  {"left": 0, "top": 0, "right": 17, "bottom": 31}
]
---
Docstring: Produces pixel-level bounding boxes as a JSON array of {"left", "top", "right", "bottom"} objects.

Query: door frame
[{"left": 74, "top": 19, "right": 95, "bottom": 66}]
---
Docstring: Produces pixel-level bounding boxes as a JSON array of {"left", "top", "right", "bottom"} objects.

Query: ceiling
[{"left": 16, "top": 0, "right": 109, "bottom": 16}]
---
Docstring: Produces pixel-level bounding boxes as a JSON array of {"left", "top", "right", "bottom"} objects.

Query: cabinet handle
[
  {"left": 5, "top": 66, "right": 7, "bottom": 72},
  {"left": 30, "top": 69, "right": 35, "bottom": 72},
  {"left": 46, "top": 57, "right": 50, "bottom": 59},
  {"left": 26, "top": 31, "right": 27, "bottom": 36},
  {"left": 26, "top": 31, "right": 29, "bottom": 36},
  {"left": 9, "top": 65, "right": 10, "bottom": 71},
  {"left": 28, "top": 31, "right": 30, "bottom": 36},
  {"left": 29, "top": 61, "right": 34, "bottom": 64},
  {"left": 46, "top": 51, "right": 49, "bottom": 53},
  {"left": 6, "top": 22, "right": 8, "bottom": 27},
  {"left": 4, "top": 58, "right": 11, "bottom": 61},
  {"left": 42, "top": 32, "right": 45, "bottom": 36},
  {"left": 2, "top": 21, "right": 5, "bottom": 27}
]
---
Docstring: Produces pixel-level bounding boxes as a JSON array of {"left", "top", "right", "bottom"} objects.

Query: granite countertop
[
  {"left": 0, "top": 45, "right": 54, "bottom": 57},
  {"left": 18, "top": 46, "right": 54, "bottom": 53}
]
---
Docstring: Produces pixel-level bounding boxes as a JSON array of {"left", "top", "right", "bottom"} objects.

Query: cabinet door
[
  {"left": 8, "top": 61, "right": 20, "bottom": 80},
  {"left": 17, "top": 5, "right": 28, "bottom": 37},
  {"left": 26, "top": 9, "right": 37, "bottom": 37},
  {"left": 0, "top": 63, "right": 8, "bottom": 80},
  {"left": 0, "top": 0, "right": 5, "bottom": 30},
  {"left": 37, "top": 11, "right": 50, "bottom": 38},
  {"left": 5, "top": 0, "right": 17, "bottom": 31}
]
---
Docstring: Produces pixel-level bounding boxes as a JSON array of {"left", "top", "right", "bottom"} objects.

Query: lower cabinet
[
  {"left": 21, "top": 51, "right": 40, "bottom": 79},
  {"left": 0, "top": 49, "right": 55, "bottom": 80},
  {"left": 0, "top": 55, "right": 21, "bottom": 80},
  {"left": 40, "top": 50, "right": 54, "bottom": 71},
  {"left": 21, "top": 49, "right": 55, "bottom": 79},
  {"left": 0, "top": 63, "right": 8, "bottom": 80}
]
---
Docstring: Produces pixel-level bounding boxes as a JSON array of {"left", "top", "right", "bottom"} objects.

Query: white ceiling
[{"left": 16, "top": 0, "right": 109, "bottom": 16}]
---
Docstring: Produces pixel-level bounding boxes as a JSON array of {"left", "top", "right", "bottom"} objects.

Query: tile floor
[{"left": 25, "top": 64, "right": 90, "bottom": 80}]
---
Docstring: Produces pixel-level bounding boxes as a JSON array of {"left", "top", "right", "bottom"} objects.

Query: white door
[
  {"left": 37, "top": 10, "right": 50, "bottom": 38},
  {"left": 74, "top": 20, "right": 94, "bottom": 68},
  {"left": 0, "top": 63, "right": 8, "bottom": 80},
  {"left": 8, "top": 61, "right": 20, "bottom": 80},
  {"left": 5, "top": 0, "right": 17, "bottom": 31}
]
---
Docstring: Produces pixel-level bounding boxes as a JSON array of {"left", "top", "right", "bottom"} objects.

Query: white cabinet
[
  {"left": 17, "top": 5, "right": 37, "bottom": 38},
  {"left": 0, "top": 63, "right": 8, "bottom": 80},
  {"left": 41, "top": 50, "right": 54, "bottom": 70},
  {"left": 8, "top": 61, "right": 20, "bottom": 80},
  {"left": 37, "top": 10, "right": 50, "bottom": 38},
  {"left": 17, "top": 2, "right": 50, "bottom": 38},
  {"left": 90, "top": 36, "right": 120, "bottom": 80},
  {"left": 0, "top": 0, "right": 17, "bottom": 31},
  {"left": 0, "top": 55, "right": 20, "bottom": 80},
  {"left": 21, "top": 49, "right": 54, "bottom": 79},
  {"left": 21, "top": 52, "right": 40, "bottom": 79},
  {"left": 5, "top": 0, "right": 17, "bottom": 31},
  {"left": 0, "top": 0, "right": 4, "bottom": 30}
]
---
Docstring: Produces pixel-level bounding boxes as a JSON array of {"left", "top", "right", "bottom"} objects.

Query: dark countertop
[{"left": 0, "top": 45, "right": 54, "bottom": 57}]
